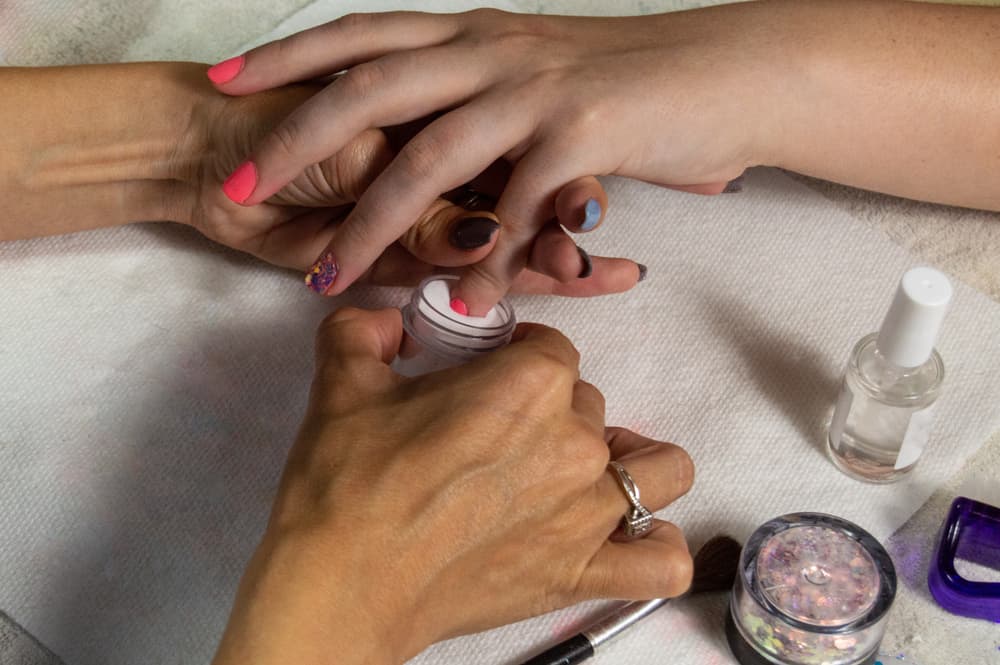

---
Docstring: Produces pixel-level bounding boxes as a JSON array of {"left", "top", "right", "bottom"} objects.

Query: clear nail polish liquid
[
  {"left": 391, "top": 275, "right": 515, "bottom": 377},
  {"left": 828, "top": 267, "right": 951, "bottom": 483}
]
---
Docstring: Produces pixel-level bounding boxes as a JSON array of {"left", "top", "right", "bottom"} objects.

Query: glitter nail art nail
[{"left": 304, "top": 252, "right": 338, "bottom": 294}]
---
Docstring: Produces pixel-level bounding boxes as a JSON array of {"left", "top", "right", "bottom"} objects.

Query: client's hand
[
  {"left": 190, "top": 84, "right": 641, "bottom": 296},
  {"left": 212, "top": 308, "right": 695, "bottom": 665}
]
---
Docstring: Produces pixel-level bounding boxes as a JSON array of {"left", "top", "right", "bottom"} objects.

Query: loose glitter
[{"left": 727, "top": 513, "right": 897, "bottom": 665}]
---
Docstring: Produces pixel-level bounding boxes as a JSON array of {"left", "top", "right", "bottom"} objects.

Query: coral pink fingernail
[
  {"left": 222, "top": 161, "right": 257, "bottom": 205},
  {"left": 304, "top": 252, "right": 339, "bottom": 295},
  {"left": 207, "top": 55, "right": 245, "bottom": 85},
  {"left": 450, "top": 298, "right": 469, "bottom": 315}
]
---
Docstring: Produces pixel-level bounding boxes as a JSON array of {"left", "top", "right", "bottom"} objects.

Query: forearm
[
  {"left": 750, "top": 0, "right": 1000, "bottom": 210},
  {"left": 0, "top": 62, "right": 215, "bottom": 240}
]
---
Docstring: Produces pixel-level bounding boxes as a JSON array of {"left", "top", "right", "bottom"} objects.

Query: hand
[
  {"left": 209, "top": 7, "right": 766, "bottom": 311},
  {"left": 212, "top": 308, "right": 695, "bottom": 665},
  {"left": 191, "top": 83, "right": 642, "bottom": 295}
]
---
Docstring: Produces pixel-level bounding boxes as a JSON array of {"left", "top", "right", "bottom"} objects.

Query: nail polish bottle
[
  {"left": 827, "top": 267, "right": 952, "bottom": 483},
  {"left": 391, "top": 275, "right": 516, "bottom": 377}
]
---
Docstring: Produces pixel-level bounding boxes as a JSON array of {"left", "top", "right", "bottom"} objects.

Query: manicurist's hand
[{"left": 212, "top": 307, "right": 695, "bottom": 665}]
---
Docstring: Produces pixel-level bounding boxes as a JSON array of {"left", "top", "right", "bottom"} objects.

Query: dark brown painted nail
[
  {"left": 577, "top": 245, "right": 593, "bottom": 279},
  {"left": 723, "top": 175, "right": 745, "bottom": 193},
  {"left": 449, "top": 216, "right": 499, "bottom": 250},
  {"left": 637, "top": 263, "right": 648, "bottom": 282}
]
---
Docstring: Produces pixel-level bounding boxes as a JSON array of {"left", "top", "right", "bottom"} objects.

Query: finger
[
  {"left": 508, "top": 323, "right": 581, "bottom": 377},
  {"left": 666, "top": 182, "right": 729, "bottom": 195},
  {"left": 596, "top": 429, "right": 695, "bottom": 524},
  {"left": 555, "top": 176, "right": 607, "bottom": 233},
  {"left": 208, "top": 11, "right": 462, "bottom": 93},
  {"left": 572, "top": 381, "right": 606, "bottom": 435},
  {"left": 224, "top": 46, "right": 487, "bottom": 207},
  {"left": 302, "top": 92, "right": 535, "bottom": 296},
  {"left": 454, "top": 140, "right": 590, "bottom": 314},
  {"left": 509, "top": 258, "right": 646, "bottom": 296},
  {"left": 575, "top": 520, "right": 693, "bottom": 600},
  {"left": 398, "top": 205, "right": 499, "bottom": 267},
  {"left": 313, "top": 307, "right": 404, "bottom": 400},
  {"left": 526, "top": 222, "right": 590, "bottom": 283}
]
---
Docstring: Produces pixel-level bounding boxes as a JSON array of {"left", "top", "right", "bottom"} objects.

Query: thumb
[{"left": 313, "top": 308, "right": 404, "bottom": 405}]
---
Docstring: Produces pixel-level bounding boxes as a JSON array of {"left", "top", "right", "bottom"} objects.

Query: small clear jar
[
  {"left": 391, "top": 275, "right": 516, "bottom": 377},
  {"left": 726, "top": 513, "right": 896, "bottom": 665}
]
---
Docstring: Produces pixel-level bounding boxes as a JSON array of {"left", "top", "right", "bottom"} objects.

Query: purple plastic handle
[{"left": 928, "top": 496, "right": 1000, "bottom": 622}]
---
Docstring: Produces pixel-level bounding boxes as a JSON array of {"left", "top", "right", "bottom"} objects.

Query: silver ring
[{"left": 607, "top": 461, "right": 654, "bottom": 538}]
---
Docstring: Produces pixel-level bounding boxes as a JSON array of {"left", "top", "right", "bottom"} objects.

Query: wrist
[{"left": 214, "top": 526, "right": 420, "bottom": 665}]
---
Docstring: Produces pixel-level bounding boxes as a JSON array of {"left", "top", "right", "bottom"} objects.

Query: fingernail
[
  {"left": 577, "top": 245, "right": 593, "bottom": 279},
  {"left": 723, "top": 175, "right": 745, "bottom": 194},
  {"left": 637, "top": 263, "right": 648, "bottom": 282},
  {"left": 449, "top": 216, "right": 499, "bottom": 250},
  {"left": 580, "top": 198, "right": 602, "bottom": 231},
  {"left": 449, "top": 297, "right": 469, "bottom": 316},
  {"left": 304, "top": 252, "right": 339, "bottom": 295},
  {"left": 222, "top": 161, "right": 258, "bottom": 205},
  {"left": 207, "top": 55, "right": 245, "bottom": 85}
]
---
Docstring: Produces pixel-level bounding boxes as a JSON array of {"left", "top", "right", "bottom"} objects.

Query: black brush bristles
[{"left": 690, "top": 535, "right": 742, "bottom": 594}]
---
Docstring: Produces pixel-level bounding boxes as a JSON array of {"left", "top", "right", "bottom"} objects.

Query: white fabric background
[
  {"left": 3, "top": 163, "right": 999, "bottom": 664},
  {"left": 3, "top": 1, "right": 1000, "bottom": 664}
]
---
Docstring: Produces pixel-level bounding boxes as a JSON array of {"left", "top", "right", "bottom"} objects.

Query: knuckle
[
  {"left": 657, "top": 541, "right": 694, "bottom": 597},
  {"left": 332, "top": 12, "right": 375, "bottom": 34},
  {"left": 270, "top": 118, "right": 305, "bottom": 161},
  {"left": 675, "top": 447, "right": 695, "bottom": 494},
  {"left": 338, "top": 60, "right": 386, "bottom": 100},
  {"left": 315, "top": 308, "right": 361, "bottom": 352},
  {"left": 397, "top": 133, "right": 448, "bottom": 180}
]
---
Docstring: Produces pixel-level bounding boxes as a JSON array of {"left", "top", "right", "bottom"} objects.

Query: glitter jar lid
[
  {"left": 742, "top": 513, "right": 896, "bottom": 634},
  {"left": 756, "top": 525, "right": 880, "bottom": 627},
  {"left": 728, "top": 514, "right": 897, "bottom": 665}
]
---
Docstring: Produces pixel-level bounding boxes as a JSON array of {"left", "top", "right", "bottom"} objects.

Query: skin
[
  {"left": 213, "top": 308, "right": 695, "bottom": 665},
  {"left": 1, "top": 62, "right": 689, "bottom": 663},
  {"left": 212, "top": 0, "right": 1000, "bottom": 312},
  {"left": 0, "top": 62, "right": 642, "bottom": 294}
]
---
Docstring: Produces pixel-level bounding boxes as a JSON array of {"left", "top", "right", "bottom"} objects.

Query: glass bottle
[
  {"left": 828, "top": 267, "right": 951, "bottom": 483},
  {"left": 391, "top": 275, "right": 516, "bottom": 377}
]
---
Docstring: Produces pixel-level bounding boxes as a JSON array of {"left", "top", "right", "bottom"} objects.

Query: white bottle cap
[{"left": 876, "top": 267, "right": 952, "bottom": 368}]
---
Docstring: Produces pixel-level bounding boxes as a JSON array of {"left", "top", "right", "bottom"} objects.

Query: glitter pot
[
  {"left": 726, "top": 513, "right": 897, "bottom": 665},
  {"left": 391, "top": 275, "right": 516, "bottom": 377}
]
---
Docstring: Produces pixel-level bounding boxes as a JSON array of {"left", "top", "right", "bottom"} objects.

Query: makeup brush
[{"left": 519, "top": 535, "right": 742, "bottom": 665}]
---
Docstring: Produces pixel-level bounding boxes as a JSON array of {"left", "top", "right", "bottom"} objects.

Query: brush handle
[
  {"left": 518, "top": 599, "right": 668, "bottom": 665},
  {"left": 519, "top": 634, "right": 594, "bottom": 665}
]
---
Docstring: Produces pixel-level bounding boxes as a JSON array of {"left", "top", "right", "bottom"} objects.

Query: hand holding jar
[{"left": 212, "top": 307, "right": 696, "bottom": 665}]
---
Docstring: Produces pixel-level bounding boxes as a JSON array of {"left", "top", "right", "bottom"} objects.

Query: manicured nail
[
  {"left": 207, "top": 55, "right": 245, "bottom": 85},
  {"left": 449, "top": 297, "right": 469, "bottom": 316},
  {"left": 723, "top": 175, "right": 745, "bottom": 194},
  {"left": 449, "top": 216, "right": 499, "bottom": 250},
  {"left": 577, "top": 245, "right": 593, "bottom": 279},
  {"left": 581, "top": 197, "right": 602, "bottom": 231},
  {"left": 304, "top": 252, "right": 339, "bottom": 295},
  {"left": 222, "top": 161, "right": 258, "bottom": 205},
  {"left": 637, "top": 263, "right": 648, "bottom": 282}
]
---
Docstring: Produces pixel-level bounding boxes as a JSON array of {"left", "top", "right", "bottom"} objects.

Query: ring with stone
[{"left": 607, "top": 461, "right": 655, "bottom": 538}]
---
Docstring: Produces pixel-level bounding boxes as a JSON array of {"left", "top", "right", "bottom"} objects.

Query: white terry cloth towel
[{"left": 2, "top": 166, "right": 999, "bottom": 665}]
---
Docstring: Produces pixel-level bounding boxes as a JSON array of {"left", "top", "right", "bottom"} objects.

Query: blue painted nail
[{"left": 581, "top": 198, "right": 601, "bottom": 231}]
